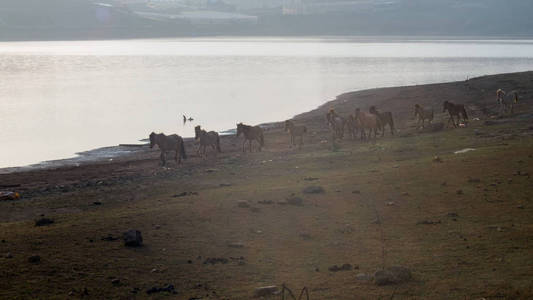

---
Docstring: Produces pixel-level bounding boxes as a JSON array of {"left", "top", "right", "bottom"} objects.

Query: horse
[
  {"left": 414, "top": 104, "right": 434, "bottom": 128},
  {"left": 497, "top": 89, "right": 519, "bottom": 115},
  {"left": 345, "top": 114, "right": 360, "bottom": 140},
  {"left": 369, "top": 106, "right": 395, "bottom": 136},
  {"left": 354, "top": 108, "right": 380, "bottom": 141},
  {"left": 326, "top": 109, "right": 346, "bottom": 139},
  {"left": 443, "top": 101, "right": 468, "bottom": 128},
  {"left": 236, "top": 123, "right": 264, "bottom": 152},
  {"left": 284, "top": 120, "right": 307, "bottom": 148},
  {"left": 194, "top": 125, "right": 221, "bottom": 157},
  {"left": 149, "top": 132, "right": 187, "bottom": 166}
]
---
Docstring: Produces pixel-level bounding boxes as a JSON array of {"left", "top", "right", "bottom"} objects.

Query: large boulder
[
  {"left": 374, "top": 266, "right": 412, "bottom": 286},
  {"left": 123, "top": 230, "right": 143, "bottom": 247}
]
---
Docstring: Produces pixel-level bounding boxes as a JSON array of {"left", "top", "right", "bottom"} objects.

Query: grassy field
[{"left": 1, "top": 72, "right": 532, "bottom": 299}]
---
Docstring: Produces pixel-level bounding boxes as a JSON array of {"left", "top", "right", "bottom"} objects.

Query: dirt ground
[{"left": 1, "top": 71, "right": 532, "bottom": 299}]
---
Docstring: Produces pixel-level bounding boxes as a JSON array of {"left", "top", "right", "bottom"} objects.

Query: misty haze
[{"left": 0, "top": 1, "right": 532, "bottom": 299}]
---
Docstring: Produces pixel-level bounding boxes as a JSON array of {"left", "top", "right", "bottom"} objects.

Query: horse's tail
[
  {"left": 216, "top": 134, "right": 222, "bottom": 153},
  {"left": 180, "top": 139, "right": 187, "bottom": 160}
]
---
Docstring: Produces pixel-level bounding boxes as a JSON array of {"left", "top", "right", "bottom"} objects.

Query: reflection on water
[{"left": 1, "top": 38, "right": 533, "bottom": 168}]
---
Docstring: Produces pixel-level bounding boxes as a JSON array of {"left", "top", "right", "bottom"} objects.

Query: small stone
[
  {"left": 401, "top": 192, "right": 409, "bottom": 196},
  {"left": 111, "top": 279, "right": 120, "bottom": 286},
  {"left": 328, "top": 264, "right": 353, "bottom": 272},
  {"left": 258, "top": 200, "right": 273, "bottom": 205},
  {"left": 286, "top": 196, "right": 303, "bottom": 206},
  {"left": 302, "top": 186, "right": 325, "bottom": 194},
  {"left": 253, "top": 286, "right": 279, "bottom": 298},
  {"left": 28, "top": 255, "right": 41, "bottom": 264},
  {"left": 374, "top": 266, "right": 412, "bottom": 286},
  {"left": 123, "top": 230, "right": 143, "bottom": 247},
  {"left": 35, "top": 218, "right": 54, "bottom": 227},
  {"left": 5, "top": 252, "right": 12, "bottom": 258},
  {"left": 441, "top": 182, "right": 447, "bottom": 186},
  {"left": 352, "top": 190, "right": 361, "bottom": 194},
  {"left": 386, "top": 201, "right": 395, "bottom": 206},
  {"left": 299, "top": 233, "right": 312, "bottom": 240},
  {"left": 456, "top": 189, "right": 463, "bottom": 195},
  {"left": 356, "top": 273, "right": 372, "bottom": 281},
  {"left": 237, "top": 201, "right": 250, "bottom": 208},
  {"left": 433, "top": 156, "right": 443, "bottom": 163},
  {"left": 517, "top": 205, "right": 525, "bottom": 209},
  {"left": 467, "top": 178, "right": 480, "bottom": 183},
  {"left": 155, "top": 225, "right": 161, "bottom": 230},
  {"left": 92, "top": 201, "right": 102, "bottom": 206}
]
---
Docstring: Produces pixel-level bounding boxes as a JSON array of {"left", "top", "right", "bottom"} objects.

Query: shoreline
[{"left": 1, "top": 70, "right": 530, "bottom": 174}]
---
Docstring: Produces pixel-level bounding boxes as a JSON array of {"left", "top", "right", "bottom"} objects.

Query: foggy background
[{"left": 1, "top": 0, "right": 532, "bottom": 40}]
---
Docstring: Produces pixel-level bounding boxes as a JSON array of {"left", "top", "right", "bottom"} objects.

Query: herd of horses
[{"left": 149, "top": 88, "right": 520, "bottom": 166}]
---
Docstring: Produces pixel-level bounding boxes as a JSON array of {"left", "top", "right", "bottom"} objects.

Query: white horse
[{"left": 497, "top": 89, "right": 519, "bottom": 115}]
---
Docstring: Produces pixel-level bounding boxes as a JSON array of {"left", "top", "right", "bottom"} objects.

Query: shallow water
[{"left": 1, "top": 37, "right": 533, "bottom": 168}]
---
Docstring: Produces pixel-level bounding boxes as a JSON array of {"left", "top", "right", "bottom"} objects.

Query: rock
[
  {"left": 92, "top": 201, "right": 102, "bottom": 206},
  {"left": 123, "top": 230, "right": 143, "bottom": 247},
  {"left": 286, "top": 196, "right": 303, "bottom": 206},
  {"left": 328, "top": 264, "right": 354, "bottom": 272},
  {"left": 219, "top": 183, "right": 232, "bottom": 187},
  {"left": 253, "top": 286, "right": 279, "bottom": 298},
  {"left": 101, "top": 234, "right": 119, "bottom": 241},
  {"left": 456, "top": 189, "right": 463, "bottom": 195},
  {"left": 352, "top": 190, "right": 361, "bottom": 194},
  {"left": 303, "top": 177, "right": 319, "bottom": 181},
  {"left": 401, "top": 192, "right": 410, "bottom": 196},
  {"left": 302, "top": 186, "right": 325, "bottom": 194},
  {"left": 416, "top": 220, "right": 441, "bottom": 225},
  {"left": 374, "top": 266, "right": 412, "bottom": 286},
  {"left": 28, "top": 255, "right": 41, "bottom": 264},
  {"left": 146, "top": 284, "right": 176, "bottom": 295},
  {"left": 173, "top": 192, "right": 198, "bottom": 198},
  {"left": 228, "top": 242, "right": 245, "bottom": 248},
  {"left": 206, "top": 169, "right": 217, "bottom": 173},
  {"left": 356, "top": 273, "right": 372, "bottom": 281},
  {"left": 447, "top": 212, "right": 459, "bottom": 218},
  {"left": 35, "top": 218, "right": 54, "bottom": 227},
  {"left": 258, "top": 200, "right": 273, "bottom": 205},
  {"left": 299, "top": 233, "right": 312, "bottom": 240},
  {"left": 441, "top": 181, "right": 447, "bottom": 186},
  {"left": 386, "top": 201, "right": 395, "bottom": 206},
  {"left": 467, "top": 178, "right": 480, "bottom": 183},
  {"left": 111, "top": 279, "right": 121, "bottom": 286},
  {"left": 5, "top": 252, "right": 13, "bottom": 258},
  {"left": 203, "top": 257, "right": 228, "bottom": 265},
  {"left": 237, "top": 200, "right": 250, "bottom": 208}
]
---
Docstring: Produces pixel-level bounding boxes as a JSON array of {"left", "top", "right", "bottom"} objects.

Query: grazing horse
[
  {"left": 354, "top": 108, "right": 380, "bottom": 141},
  {"left": 345, "top": 114, "right": 360, "bottom": 140},
  {"left": 443, "top": 101, "right": 468, "bottom": 128},
  {"left": 497, "top": 89, "right": 519, "bottom": 115},
  {"left": 149, "top": 132, "right": 187, "bottom": 166},
  {"left": 326, "top": 109, "right": 346, "bottom": 139},
  {"left": 194, "top": 125, "right": 221, "bottom": 157},
  {"left": 284, "top": 120, "right": 307, "bottom": 148},
  {"left": 236, "top": 123, "right": 264, "bottom": 152},
  {"left": 369, "top": 106, "right": 395, "bottom": 136},
  {"left": 414, "top": 104, "right": 434, "bottom": 128}
]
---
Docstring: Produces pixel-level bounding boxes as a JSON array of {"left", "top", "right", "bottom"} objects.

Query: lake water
[{"left": 1, "top": 37, "right": 533, "bottom": 168}]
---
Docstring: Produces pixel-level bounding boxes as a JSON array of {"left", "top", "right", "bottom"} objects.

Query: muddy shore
[{"left": 1, "top": 71, "right": 532, "bottom": 299}]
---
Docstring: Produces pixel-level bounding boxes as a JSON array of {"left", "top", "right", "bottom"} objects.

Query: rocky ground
[{"left": 0, "top": 72, "right": 532, "bottom": 299}]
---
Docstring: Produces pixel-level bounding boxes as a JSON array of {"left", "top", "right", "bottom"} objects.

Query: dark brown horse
[
  {"left": 443, "top": 101, "right": 468, "bottom": 128},
  {"left": 369, "top": 106, "right": 394, "bottom": 136},
  {"left": 194, "top": 125, "right": 221, "bottom": 157},
  {"left": 414, "top": 104, "right": 433, "bottom": 128},
  {"left": 236, "top": 123, "right": 264, "bottom": 152},
  {"left": 149, "top": 132, "right": 187, "bottom": 166}
]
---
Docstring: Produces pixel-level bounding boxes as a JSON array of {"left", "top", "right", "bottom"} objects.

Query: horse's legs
[
  {"left": 242, "top": 140, "right": 246, "bottom": 152},
  {"left": 249, "top": 140, "right": 252, "bottom": 152},
  {"left": 160, "top": 151, "right": 166, "bottom": 166}
]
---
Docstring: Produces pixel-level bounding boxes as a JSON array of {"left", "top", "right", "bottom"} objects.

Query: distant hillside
[{"left": 0, "top": 0, "right": 532, "bottom": 40}]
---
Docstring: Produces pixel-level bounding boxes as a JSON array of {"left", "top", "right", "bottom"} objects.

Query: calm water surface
[{"left": 1, "top": 37, "right": 533, "bottom": 168}]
